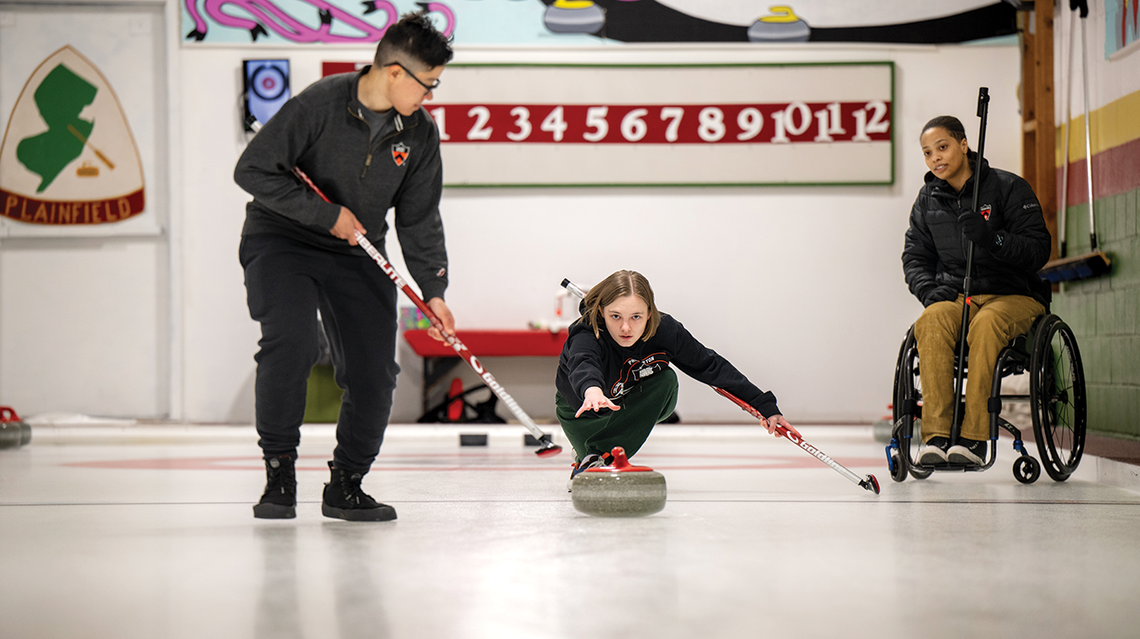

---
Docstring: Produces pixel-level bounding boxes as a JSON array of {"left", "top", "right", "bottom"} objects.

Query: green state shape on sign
[{"left": 16, "top": 64, "right": 98, "bottom": 193}]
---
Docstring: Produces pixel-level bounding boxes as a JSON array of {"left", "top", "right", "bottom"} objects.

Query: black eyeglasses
[{"left": 387, "top": 62, "right": 440, "bottom": 95}]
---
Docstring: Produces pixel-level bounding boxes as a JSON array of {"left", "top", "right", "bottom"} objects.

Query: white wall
[
  {"left": 0, "top": 0, "right": 1024, "bottom": 424},
  {"left": 0, "top": 238, "right": 167, "bottom": 417},
  {"left": 179, "top": 41, "right": 1023, "bottom": 424}
]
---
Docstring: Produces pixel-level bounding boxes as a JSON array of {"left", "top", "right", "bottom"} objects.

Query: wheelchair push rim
[
  {"left": 888, "top": 326, "right": 932, "bottom": 482},
  {"left": 1029, "top": 315, "right": 1087, "bottom": 482}
]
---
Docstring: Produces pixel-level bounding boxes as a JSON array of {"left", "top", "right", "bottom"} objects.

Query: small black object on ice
[{"left": 459, "top": 433, "right": 488, "bottom": 446}]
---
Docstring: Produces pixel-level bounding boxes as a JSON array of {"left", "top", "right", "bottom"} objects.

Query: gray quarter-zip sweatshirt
[{"left": 234, "top": 66, "right": 448, "bottom": 301}]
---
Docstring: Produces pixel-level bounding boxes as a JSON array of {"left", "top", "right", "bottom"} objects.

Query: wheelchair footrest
[{"left": 910, "top": 461, "right": 986, "bottom": 473}]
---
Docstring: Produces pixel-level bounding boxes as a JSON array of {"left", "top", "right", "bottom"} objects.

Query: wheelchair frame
[{"left": 886, "top": 313, "right": 1087, "bottom": 484}]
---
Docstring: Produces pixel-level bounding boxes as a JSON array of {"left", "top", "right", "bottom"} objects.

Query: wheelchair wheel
[
  {"left": 888, "top": 331, "right": 909, "bottom": 483},
  {"left": 1012, "top": 456, "right": 1041, "bottom": 484},
  {"left": 1029, "top": 315, "right": 1087, "bottom": 482},
  {"left": 892, "top": 327, "right": 931, "bottom": 481}
]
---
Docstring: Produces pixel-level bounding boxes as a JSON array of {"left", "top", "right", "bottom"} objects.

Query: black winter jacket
[
  {"left": 902, "top": 152, "right": 1051, "bottom": 308},
  {"left": 234, "top": 67, "right": 448, "bottom": 301},
  {"left": 556, "top": 314, "right": 781, "bottom": 418}
]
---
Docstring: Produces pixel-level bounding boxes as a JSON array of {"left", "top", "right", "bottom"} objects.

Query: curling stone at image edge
[
  {"left": 571, "top": 447, "right": 667, "bottom": 517},
  {"left": 0, "top": 406, "right": 30, "bottom": 449}
]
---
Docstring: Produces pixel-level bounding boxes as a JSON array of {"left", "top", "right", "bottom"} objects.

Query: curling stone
[
  {"left": 747, "top": 6, "right": 810, "bottom": 43},
  {"left": 0, "top": 406, "right": 29, "bottom": 449},
  {"left": 572, "top": 447, "right": 666, "bottom": 517},
  {"left": 544, "top": 0, "right": 606, "bottom": 35}
]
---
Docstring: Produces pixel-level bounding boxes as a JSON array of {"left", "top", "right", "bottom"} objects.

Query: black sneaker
[
  {"left": 916, "top": 436, "right": 950, "bottom": 465},
  {"left": 321, "top": 461, "right": 396, "bottom": 522},
  {"left": 253, "top": 455, "right": 297, "bottom": 519},
  {"left": 947, "top": 438, "right": 987, "bottom": 465}
]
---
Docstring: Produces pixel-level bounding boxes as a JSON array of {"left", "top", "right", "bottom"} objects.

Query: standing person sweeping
[
  {"left": 903, "top": 115, "right": 1051, "bottom": 467},
  {"left": 556, "top": 270, "right": 800, "bottom": 487},
  {"left": 235, "top": 11, "right": 454, "bottom": 521}
]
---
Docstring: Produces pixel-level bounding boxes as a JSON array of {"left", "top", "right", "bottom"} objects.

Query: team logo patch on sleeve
[
  {"left": 980, "top": 204, "right": 992, "bottom": 220},
  {"left": 392, "top": 142, "right": 410, "bottom": 167}
]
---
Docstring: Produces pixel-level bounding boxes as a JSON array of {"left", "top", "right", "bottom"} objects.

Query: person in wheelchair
[{"left": 902, "top": 115, "right": 1052, "bottom": 467}]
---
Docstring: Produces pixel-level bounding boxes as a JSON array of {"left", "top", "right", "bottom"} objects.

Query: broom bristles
[{"left": 1039, "top": 251, "right": 1111, "bottom": 283}]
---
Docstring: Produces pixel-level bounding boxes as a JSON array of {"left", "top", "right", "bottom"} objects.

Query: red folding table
[{"left": 403, "top": 329, "right": 568, "bottom": 422}]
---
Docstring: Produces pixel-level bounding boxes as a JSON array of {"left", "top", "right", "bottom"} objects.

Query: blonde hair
[{"left": 582, "top": 270, "right": 660, "bottom": 342}]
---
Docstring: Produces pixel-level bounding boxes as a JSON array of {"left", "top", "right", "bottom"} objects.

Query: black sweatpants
[{"left": 240, "top": 233, "right": 399, "bottom": 472}]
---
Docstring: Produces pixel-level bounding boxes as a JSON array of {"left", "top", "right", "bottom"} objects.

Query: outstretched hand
[
  {"left": 764, "top": 414, "right": 801, "bottom": 440},
  {"left": 575, "top": 386, "right": 620, "bottom": 418}
]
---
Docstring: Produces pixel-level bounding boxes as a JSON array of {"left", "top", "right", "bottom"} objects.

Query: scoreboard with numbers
[
  {"left": 325, "top": 62, "right": 895, "bottom": 187},
  {"left": 429, "top": 100, "right": 890, "bottom": 146}
]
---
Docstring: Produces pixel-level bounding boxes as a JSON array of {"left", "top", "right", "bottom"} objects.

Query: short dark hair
[
  {"left": 374, "top": 11, "right": 454, "bottom": 70},
  {"left": 921, "top": 115, "right": 968, "bottom": 145},
  {"left": 582, "top": 270, "right": 661, "bottom": 342}
]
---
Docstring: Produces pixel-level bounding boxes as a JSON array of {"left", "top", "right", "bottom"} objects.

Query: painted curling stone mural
[
  {"left": 538, "top": 0, "right": 1022, "bottom": 45},
  {"left": 0, "top": 46, "right": 145, "bottom": 226},
  {"left": 177, "top": 0, "right": 1022, "bottom": 47}
]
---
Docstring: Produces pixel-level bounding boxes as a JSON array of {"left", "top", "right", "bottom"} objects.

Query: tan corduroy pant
[{"left": 914, "top": 294, "right": 1044, "bottom": 442}]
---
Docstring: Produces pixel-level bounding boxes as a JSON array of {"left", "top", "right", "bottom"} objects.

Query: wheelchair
[{"left": 886, "top": 312, "right": 1087, "bottom": 484}]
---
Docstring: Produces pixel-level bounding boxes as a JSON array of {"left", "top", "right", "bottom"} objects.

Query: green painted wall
[
  {"left": 304, "top": 364, "right": 343, "bottom": 424},
  {"left": 1052, "top": 187, "right": 1140, "bottom": 441}
]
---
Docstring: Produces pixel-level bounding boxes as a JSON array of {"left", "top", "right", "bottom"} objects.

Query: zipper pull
[{"left": 365, "top": 153, "right": 372, "bottom": 166}]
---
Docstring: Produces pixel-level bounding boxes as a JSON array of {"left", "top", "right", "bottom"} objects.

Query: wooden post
[
  {"left": 1034, "top": 1, "right": 1057, "bottom": 262},
  {"left": 1021, "top": 1, "right": 1058, "bottom": 262},
  {"left": 1021, "top": 9, "right": 1038, "bottom": 188}
]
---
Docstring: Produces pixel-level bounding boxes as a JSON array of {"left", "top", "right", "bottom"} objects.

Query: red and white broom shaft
[
  {"left": 713, "top": 387, "right": 870, "bottom": 488},
  {"left": 292, "top": 167, "right": 560, "bottom": 454},
  {"left": 354, "top": 233, "right": 549, "bottom": 441}
]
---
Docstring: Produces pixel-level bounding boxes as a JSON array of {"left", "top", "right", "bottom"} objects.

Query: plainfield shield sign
[{"left": 0, "top": 45, "right": 145, "bottom": 225}]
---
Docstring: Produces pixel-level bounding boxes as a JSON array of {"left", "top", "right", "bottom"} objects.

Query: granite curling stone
[
  {"left": 0, "top": 406, "right": 30, "bottom": 450},
  {"left": 571, "top": 447, "right": 666, "bottom": 517}
]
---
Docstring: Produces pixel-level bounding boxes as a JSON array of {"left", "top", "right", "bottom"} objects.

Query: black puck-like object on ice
[
  {"left": 459, "top": 433, "right": 488, "bottom": 446},
  {"left": 571, "top": 447, "right": 667, "bottom": 517}
]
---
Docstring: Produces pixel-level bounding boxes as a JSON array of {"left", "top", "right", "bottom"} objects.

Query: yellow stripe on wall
[{"left": 1055, "top": 87, "right": 1140, "bottom": 166}]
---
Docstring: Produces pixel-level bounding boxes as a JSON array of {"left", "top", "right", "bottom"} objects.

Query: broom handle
[
  {"left": 950, "top": 87, "right": 989, "bottom": 445},
  {"left": 1059, "top": 8, "right": 1077, "bottom": 258},
  {"left": 1080, "top": 11, "right": 1097, "bottom": 251}
]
